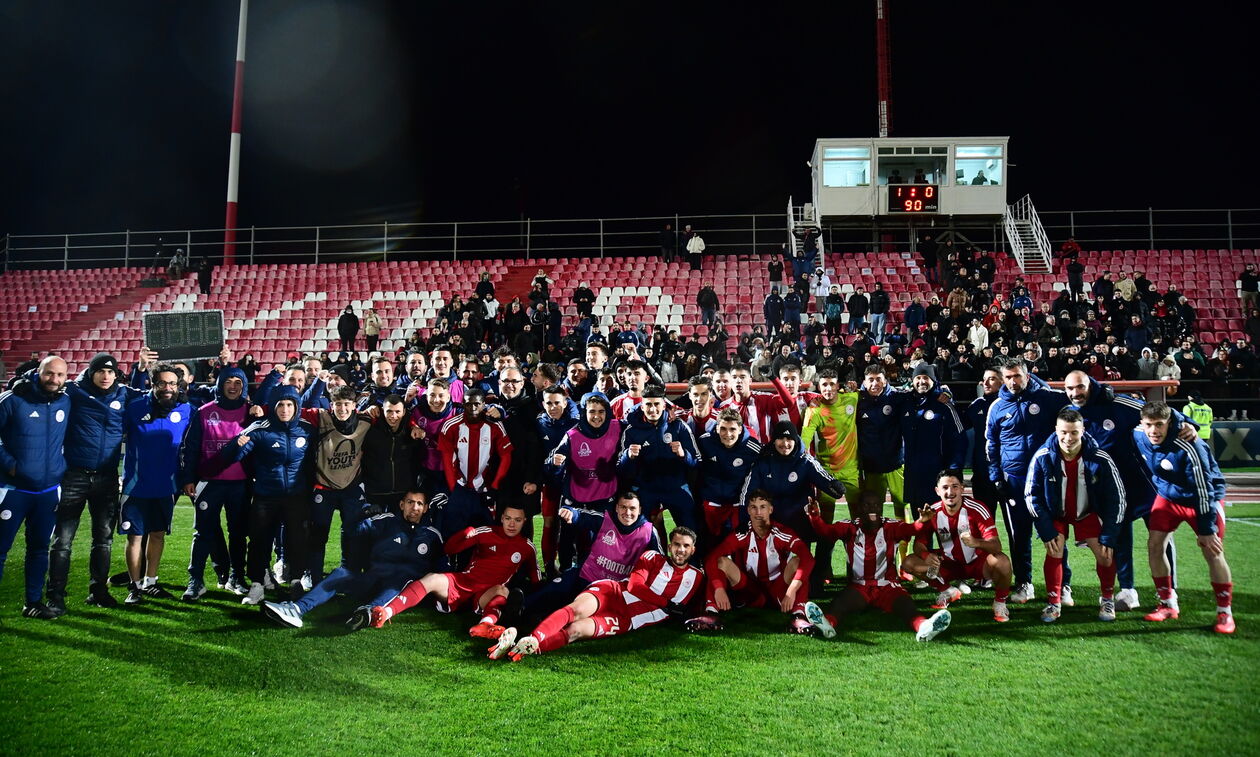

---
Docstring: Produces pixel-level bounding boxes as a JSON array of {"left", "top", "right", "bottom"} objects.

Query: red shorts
[
  {"left": 441, "top": 572, "right": 497, "bottom": 613},
  {"left": 540, "top": 485, "right": 560, "bottom": 518},
  {"left": 1053, "top": 513, "right": 1102, "bottom": 541},
  {"left": 851, "top": 582, "right": 910, "bottom": 613},
  {"left": 702, "top": 501, "right": 739, "bottom": 536},
  {"left": 933, "top": 554, "right": 988, "bottom": 583},
  {"left": 711, "top": 572, "right": 808, "bottom": 614},
  {"left": 583, "top": 579, "right": 670, "bottom": 636},
  {"left": 1149, "top": 495, "right": 1225, "bottom": 536}
]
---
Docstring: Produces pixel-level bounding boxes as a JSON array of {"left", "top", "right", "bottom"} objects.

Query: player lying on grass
[
  {"left": 260, "top": 489, "right": 444, "bottom": 629},
  {"left": 487, "top": 527, "right": 703, "bottom": 661},
  {"left": 900, "top": 469, "right": 1013, "bottom": 622},
  {"left": 1134, "top": 402, "right": 1235, "bottom": 634},
  {"left": 359, "top": 503, "right": 540, "bottom": 632},
  {"left": 802, "top": 493, "right": 951, "bottom": 643},
  {"left": 683, "top": 489, "right": 816, "bottom": 634},
  {"left": 1025, "top": 408, "right": 1124, "bottom": 624}
]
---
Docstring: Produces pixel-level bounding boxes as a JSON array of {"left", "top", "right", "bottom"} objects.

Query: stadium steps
[
  {"left": 497, "top": 263, "right": 552, "bottom": 304},
  {"left": 8, "top": 277, "right": 169, "bottom": 360}
]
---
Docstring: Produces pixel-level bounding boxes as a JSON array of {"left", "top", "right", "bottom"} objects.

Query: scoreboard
[
  {"left": 142, "top": 310, "right": 225, "bottom": 362},
  {"left": 888, "top": 184, "right": 939, "bottom": 213}
]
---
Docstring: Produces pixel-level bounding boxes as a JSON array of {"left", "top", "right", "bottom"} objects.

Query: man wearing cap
[
  {"left": 47, "top": 352, "right": 149, "bottom": 613},
  {"left": 0, "top": 356, "right": 71, "bottom": 619},
  {"left": 901, "top": 364, "right": 966, "bottom": 516}
]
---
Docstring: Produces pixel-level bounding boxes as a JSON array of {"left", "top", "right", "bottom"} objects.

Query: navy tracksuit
[{"left": 617, "top": 406, "right": 700, "bottom": 533}]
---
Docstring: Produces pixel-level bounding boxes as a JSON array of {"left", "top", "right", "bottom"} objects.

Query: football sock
[
  {"left": 1212, "top": 582, "right": 1234, "bottom": 614},
  {"left": 1044, "top": 556, "right": 1064, "bottom": 605},
  {"left": 909, "top": 615, "right": 927, "bottom": 632},
  {"left": 927, "top": 576, "right": 948, "bottom": 590},
  {"left": 480, "top": 594, "right": 507, "bottom": 625},
  {"left": 1096, "top": 561, "right": 1117, "bottom": 600},
  {"left": 386, "top": 580, "right": 428, "bottom": 614},
  {"left": 1153, "top": 575, "right": 1174, "bottom": 603},
  {"left": 534, "top": 606, "right": 576, "bottom": 653},
  {"left": 729, "top": 572, "right": 749, "bottom": 593},
  {"left": 994, "top": 585, "right": 1011, "bottom": 604},
  {"left": 542, "top": 522, "right": 557, "bottom": 570}
]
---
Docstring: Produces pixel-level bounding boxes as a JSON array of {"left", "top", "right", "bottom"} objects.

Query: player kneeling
[
  {"left": 490, "top": 528, "right": 703, "bottom": 661},
  {"left": 901, "top": 470, "right": 1013, "bottom": 622},
  {"left": 684, "top": 490, "right": 816, "bottom": 634},
  {"left": 360, "top": 503, "right": 540, "bottom": 634},
  {"left": 802, "top": 494, "right": 951, "bottom": 643}
]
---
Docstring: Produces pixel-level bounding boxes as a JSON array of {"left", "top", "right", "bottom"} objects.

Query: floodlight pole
[
  {"left": 876, "top": 0, "right": 892, "bottom": 137},
  {"left": 223, "top": 0, "right": 249, "bottom": 265}
]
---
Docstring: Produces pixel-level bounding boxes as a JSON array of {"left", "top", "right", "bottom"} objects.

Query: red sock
[
  {"left": 542, "top": 522, "right": 557, "bottom": 569},
  {"left": 730, "top": 571, "right": 749, "bottom": 593},
  {"left": 910, "top": 615, "right": 926, "bottom": 632},
  {"left": 385, "top": 579, "right": 427, "bottom": 615},
  {"left": 927, "top": 577, "right": 948, "bottom": 590},
  {"left": 1211, "top": 582, "right": 1234, "bottom": 611},
  {"left": 994, "top": 584, "right": 1010, "bottom": 604},
  {"left": 533, "top": 605, "right": 575, "bottom": 652},
  {"left": 1097, "top": 561, "right": 1117, "bottom": 600},
  {"left": 1154, "top": 575, "right": 1174, "bottom": 602},
  {"left": 480, "top": 594, "right": 507, "bottom": 624},
  {"left": 1044, "top": 556, "right": 1064, "bottom": 605}
]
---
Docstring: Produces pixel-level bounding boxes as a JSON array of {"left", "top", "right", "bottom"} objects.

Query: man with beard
[
  {"left": 437, "top": 389, "right": 512, "bottom": 539},
  {"left": 119, "top": 364, "right": 192, "bottom": 605},
  {"left": 362, "top": 395, "right": 422, "bottom": 513},
  {"left": 0, "top": 356, "right": 70, "bottom": 619},
  {"left": 177, "top": 366, "right": 254, "bottom": 600},
  {"left": 48, "top": 352, "right": 148, "bottom": 613},
  {"left": 394, "top": 351, "right": 428, "bottom": 394},
  {"left": 356, "top": 356, "right": 396, "bottom": 410}
]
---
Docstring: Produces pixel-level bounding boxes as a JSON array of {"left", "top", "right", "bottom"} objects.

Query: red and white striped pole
[{"left": 223, "top": 0, "right": 248, "bottom": 265}]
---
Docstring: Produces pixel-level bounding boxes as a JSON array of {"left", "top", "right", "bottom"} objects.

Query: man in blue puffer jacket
[
  {"left": 260, "top": 487, "right": 446, "bottom": 630},
  {"left": 0, "top": 356, "right": 70, "bottom": 619},
  {"left": 617, "top": 385, "right": 700, "bottom": 537},
  {"left": 985, "top": 357, "right": 1071, "bottom": 604},
  {"left": 47, "top": 352, "right": 146, "bottom": 613},
  {"left": 223, "top": 385, "right": 316, "bottom": 606},
  {"left": 901, "top": 364, "right": 966, "bottom": 516},
  {"left": 1025, "top": 408, "right": 1126, "bottom": 624},
  {"left": 1133, "top": 402, "right": 1234, "bottom": 634}
]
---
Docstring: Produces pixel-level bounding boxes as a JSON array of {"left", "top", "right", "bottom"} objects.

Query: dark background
[{"left": 1, "top": 1, "right": 1250, "bottom": 236}]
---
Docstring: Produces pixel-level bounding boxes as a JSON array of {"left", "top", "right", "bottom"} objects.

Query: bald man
[{"left": 0, "top": 356, "right": 71, "bottom": 619}]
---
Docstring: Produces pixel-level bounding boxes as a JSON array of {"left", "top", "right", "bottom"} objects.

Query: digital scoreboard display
[
  {"left": 888, "top": 184, "right": 940, "bottom": 213},
  {"left": 142, "top": 310, "right": 225, "bottom": 362}
]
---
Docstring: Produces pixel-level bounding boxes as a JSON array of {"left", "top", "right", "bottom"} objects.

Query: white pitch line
[{"left": 1225, "top": 517, "right": 1260, "bottom": 528}]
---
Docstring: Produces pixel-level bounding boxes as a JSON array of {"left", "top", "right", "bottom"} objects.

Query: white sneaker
[
  {"left": 993, "top": 601, "right": 1010, "bottom": 623},
  {"left": 263, "top": 571, "right": 278, "bottom": 590},
  {"left": 242, "top": 583, "right": 265, "bottom": 606},
  {"left": 300, "top": 572, "right": 313, "bottom": 592},
  {"left": 915, "top": 609, "right": 951, "bottom": 642},
  {"left": 1041, "top": 603, "right": 1062, "bottom": 623},
  {"left": 1010, "top": 582, "right": 1035, "bottom": 604},
  {"left": 803, "top": 601, "right": 836, "bottom": 640},
  {"left": 1098, "top": 597, "right": 1116, "bottom": 622},
  {"left": 954, "top": 580, "right": 972, "bottom": 596},
  {"left": 262, "top": 600, "right": 304, "bottom": 628},
  {"left": 1061, "top": 585, "right": 1075, "bottom": 607},
  {"left": 1115, "top": 588, "right": 1140, "bottom": 612},
  {"left": 488, "top": 627, "right": 518, "bottom": 660}
]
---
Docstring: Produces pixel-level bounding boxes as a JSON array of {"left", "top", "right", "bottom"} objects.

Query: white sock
[
  {"left": 142, "top": 576, "right": 156, "bottom": 588},
  {"left": 1218, "top": 606, "right": 1233, "bottom": 616}
]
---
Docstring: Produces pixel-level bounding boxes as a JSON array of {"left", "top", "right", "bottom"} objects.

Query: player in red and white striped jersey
[
  {"left": 901, "top": 470, "right": 1013, "bottom": 622},
  {"left": 436, "top": 389, "right": 513, "bottom": 538},
  {"left": 490, "top": 527, "right": 703, "bottom": 661},
  {"left": 718, "top": 365, "right": 799, "bottom": 443},
  {"left": 801, "top": 493, "right": 952, "bottom": 642},
  {"left": 685, "top": 489, "right": 816, "bottom": 634},
  {"left": 608, "top": 360, "right": 651, "bottom": 421},
  {"left": 367, "top": 504, "right": 540, "bottom": 631}
]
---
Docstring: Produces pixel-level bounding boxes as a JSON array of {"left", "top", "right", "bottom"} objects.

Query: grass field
[{"left": 2, "top": 499, "right": 1258, "bottom": 756}]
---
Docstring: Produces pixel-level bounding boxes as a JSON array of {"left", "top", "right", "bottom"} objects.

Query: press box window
[
  {"left": 822, "top": 146, "right": 871, "bottom": 187},
  {"left": 955, "top": 145, "right": 1003, "bottom": 186}
]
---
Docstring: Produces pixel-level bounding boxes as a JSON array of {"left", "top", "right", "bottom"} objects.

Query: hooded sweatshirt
[
  {"left": 223, "top": 385, "right": 315, "bottom": 497},
  {"left": 179, "top": 366, "right": 252, "bottom": 485},
  {"left": 548, "top": 395, "right": 623, "bottom": 503},
  {"left": 739, "top": 421, "right": 843, "bottom": 522}
]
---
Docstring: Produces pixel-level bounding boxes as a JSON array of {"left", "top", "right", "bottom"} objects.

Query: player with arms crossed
[
  {"left": 491, "top": 527, "right": 703, "bottom": 661},
  {"left": 684, "top": 490, "right": 816, "bottom": 634},
  {"left": 802, "top": 493, "right": 951, "bottom": 642},
  {"left": 1134, "top": 402, "right": 1234, "bottom": 634},
  {"left": 901, "top": 470, "right": 1013, "bottom": 622}
]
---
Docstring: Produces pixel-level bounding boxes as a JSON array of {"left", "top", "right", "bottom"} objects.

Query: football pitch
[{"left": 2, "top": 501, "right": 1257, "bottom": 757}]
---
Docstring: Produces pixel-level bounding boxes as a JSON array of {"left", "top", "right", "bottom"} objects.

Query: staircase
[
  {"left": 497, "top": 263, "right": 552, "bottom": 304},
  {"left": 1003, "top": 194, "right": 1053, "bottom": 274},
  {"left": 786, "top": 196, "right": 823, "bottom": 271},
  {"left": 10, "top": 282, "right": 169, "bottom": 359}
]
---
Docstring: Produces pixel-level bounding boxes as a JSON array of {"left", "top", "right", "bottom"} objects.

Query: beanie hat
[
  {"left": 89, "top": 352, "right": 119, "bottom": 374},
  {"left": 329, "top": 364, "right": 352, "bottom": 382},
  {"left": 912, "top": 363, "right": 936, "bottom": 381}
]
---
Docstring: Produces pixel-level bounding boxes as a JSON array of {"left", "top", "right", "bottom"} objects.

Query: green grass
[{"left": 2, "top": 501, "right": 1259, "bottom": 756}]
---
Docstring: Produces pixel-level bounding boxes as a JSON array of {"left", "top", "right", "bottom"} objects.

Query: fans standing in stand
[
  {"left": 338, "top": 306, "right": 360, "bottom": 357},
  {"left": 363, "top": 308, "right": 383, "bottom": 354}
]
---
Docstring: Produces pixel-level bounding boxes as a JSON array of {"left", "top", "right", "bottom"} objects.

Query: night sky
[{"left": 1, "top": 2, "right": 1251, "bottom": 236}]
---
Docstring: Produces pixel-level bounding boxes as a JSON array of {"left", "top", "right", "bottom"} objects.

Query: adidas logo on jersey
[
  {"left": 271, "top": 442, "right": 282, "bottom": 448},
  {"left": 489, "top": 545, "right": 497, "bottom": 552},
  {"left": 394, "top": 536, "right": 403, "bottom": 544},
  {"left": 29, "top": 411, "right": 39, "bottom": 418}
]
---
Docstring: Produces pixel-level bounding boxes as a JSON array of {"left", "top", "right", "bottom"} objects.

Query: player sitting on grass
[
  {"left": 683, "top": 489, "right": 815, "bottom": 634},
  {"left": 261, "top": 489, "right": 444, "bottom": 629},
  {"left": 361, "top": 503, "right": 540, "bottom": 634},
  {"left": 901, "top": 470, "right": 1013, "bottom": 622},
  {"left": 802, "top": 493, "right": 951, "bottom": 643},
  {"left": 1025, "top": 408, "right": 1125, "bottom": 623},
  {"left": 1133, "top": 402, "right": 1235, "bottom": 634},
  {"left": 488, "top": 527, "right": 703, "bottom": 661}
]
